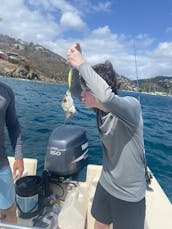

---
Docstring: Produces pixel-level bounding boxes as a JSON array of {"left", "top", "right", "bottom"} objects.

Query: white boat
[{"left": 0, "top": 156, "right": 172, "bottom": 229}]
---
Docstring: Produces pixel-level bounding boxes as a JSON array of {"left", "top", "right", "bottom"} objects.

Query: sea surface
[{"left": 1, "top": 76, "right": 172, "bottom": 203}]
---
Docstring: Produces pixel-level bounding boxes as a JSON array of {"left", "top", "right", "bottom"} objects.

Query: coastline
[
  {"left": 0, "top": 75, "right": 67, "bottom": 86},
  {"left": 120, "top": 89, "right": 172, "bottom": 98},
  {"left": 1, "top": 75, "right": 171, "bottom": 98}
]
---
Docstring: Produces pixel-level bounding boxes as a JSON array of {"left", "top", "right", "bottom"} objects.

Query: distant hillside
[
  {"left": 0, "top": 34, "right": 69, "bottom": 82},
  {"left": 133, "top": 76, "right": 172, "bottom": 95},
  {"left": 0, "top": 34, "right": 171, "bottom": 95},
  {"left": 118, "top": 75, "right": 137, "bottom": 91}
]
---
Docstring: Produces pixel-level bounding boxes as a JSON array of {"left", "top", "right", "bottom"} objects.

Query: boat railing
[{"left": 0, "top": 222, "right": 42, "bottom": 229}]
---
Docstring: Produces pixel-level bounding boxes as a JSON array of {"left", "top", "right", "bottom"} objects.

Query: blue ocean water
[{"left": 1, "top": 76, "right": 172, "bottom": 203}]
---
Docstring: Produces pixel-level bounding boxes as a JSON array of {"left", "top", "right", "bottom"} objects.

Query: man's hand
[
  {"left": 13, "top": 158, "right": 24, "bottom": 181},
  {"left": 67, "top": 43, "right": 84, "bottom": 69}
]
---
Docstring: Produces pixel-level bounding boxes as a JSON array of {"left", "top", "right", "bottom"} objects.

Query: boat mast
[{"left": 133, "top": 40, "right": 139, "bottom": 92}]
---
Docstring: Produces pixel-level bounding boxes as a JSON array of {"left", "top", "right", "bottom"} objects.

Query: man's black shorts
[{"left": 91, "top": 182, "right": 145, "bottom": 229}]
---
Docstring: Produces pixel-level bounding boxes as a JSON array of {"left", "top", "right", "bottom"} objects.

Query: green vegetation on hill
[{"left": 0, "top": 34, "right": 171, "bottom": 95}]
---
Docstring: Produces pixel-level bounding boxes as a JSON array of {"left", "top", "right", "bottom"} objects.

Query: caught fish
[
  {"left": 62, "top": 45, "right": 80, "bottom": 119},
  {"left": 61, "top": 89, "right": 76, "bottom": 119}
]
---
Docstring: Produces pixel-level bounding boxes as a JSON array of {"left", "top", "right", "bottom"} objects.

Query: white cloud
[
  {"left": 94, "top": 1, "right": 111, "bottom": 12},
  {"left": 0, "top": 0, "right": 171, "bottom": 79},
  {"left": 72, "top": 0, "right": 112, "bottom": 13},
  {"left": 71, "top": 28, "right": 172, "bottom": 79},
  {"left": 60, "top": 12, "right": 86, "bottom": 30},
  {"left": 25, "top": 0, "right": 86, "bottom": 31},
  {"left": 0, "top": 0, "right": 60, "bottom": 43},
  {"left": 153, "top": 42, "right": 172, "bottom": 57},
  {"left": 92, "top": 26, "right": 111, "bottom": 36}
]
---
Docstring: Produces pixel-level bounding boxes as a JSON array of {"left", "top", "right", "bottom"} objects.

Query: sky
[{"left": 0, "top": 0, "right": 172, "bottom": 79}]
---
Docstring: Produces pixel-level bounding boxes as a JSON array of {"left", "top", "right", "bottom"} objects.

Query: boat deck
[{"left": 0, "top": 157, "right": 172, "bottom": 229}]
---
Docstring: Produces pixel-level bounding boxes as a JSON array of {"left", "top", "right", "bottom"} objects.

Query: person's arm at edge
[{"left": 5, "top": 88, "right": 24, "bottom": 180}]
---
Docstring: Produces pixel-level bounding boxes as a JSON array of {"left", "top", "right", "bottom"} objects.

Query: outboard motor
[{"left": 44, "top": 125, "right": 88, "bottom": 178}]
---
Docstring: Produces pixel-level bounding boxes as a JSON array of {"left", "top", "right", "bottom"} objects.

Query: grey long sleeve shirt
[
  {"left": 0, "top": 81, "right": 22, "bottom": 169},
  {"left": 71, "top": 62, "right": 146, "bottom": 202}
]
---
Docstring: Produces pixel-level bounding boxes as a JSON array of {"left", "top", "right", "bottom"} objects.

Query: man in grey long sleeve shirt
[
  {"left": 0, "top": 81, "right": 24, "bottom": 223},
  {"left": 67, "top": 43, "right": 147, "bottom": 229}
]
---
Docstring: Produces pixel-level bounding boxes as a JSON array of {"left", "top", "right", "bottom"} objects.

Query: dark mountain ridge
[{"left": 133, "top": 76, "right": 172, "bottom": 95}]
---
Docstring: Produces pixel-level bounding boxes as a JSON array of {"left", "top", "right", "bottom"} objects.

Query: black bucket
[{"left": 15, "top": 176, "right": 42, "bottom": 219}]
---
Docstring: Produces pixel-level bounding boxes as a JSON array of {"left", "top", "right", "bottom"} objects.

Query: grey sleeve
[
  {"left": 78, "top": 62, "right": 141, "bottom": 129},
  {"left": 5, "top": 88, "right": 23, "bottom": 159}
]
